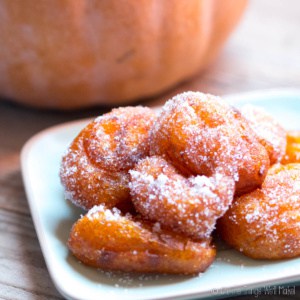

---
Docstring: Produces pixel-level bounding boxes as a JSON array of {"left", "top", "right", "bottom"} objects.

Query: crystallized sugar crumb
[
  {"left": 152, "top": 222, "right": 161, "bottom": 232},
  {"left": 87, "top": 204, "right": 122, "bottom": 221},
  {"left": 191, "top": 175, "right": 214, "bottom": 189}
]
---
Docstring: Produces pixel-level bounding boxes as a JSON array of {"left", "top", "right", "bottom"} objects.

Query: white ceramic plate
[{"left": 21, "top": 89, "right": 300, "bottom": 300}]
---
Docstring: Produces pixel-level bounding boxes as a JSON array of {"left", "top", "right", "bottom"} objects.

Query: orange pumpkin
[{"left": 0, "top": 0, "right": 247, "bottom": 109}]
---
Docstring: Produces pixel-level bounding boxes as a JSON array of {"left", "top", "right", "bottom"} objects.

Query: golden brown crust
[
  {"left": 150, "top": 92, "right": 270, "bottom": 195},
  {"left": 60, "top": 106, "right": 156, "bottom": 210},
  {"left": 281, "top": 131, "right": 300, "bottom": 164},
  {"left": 129, "top": 156, "right": 235, "bottom": 240},
  {"left": 218, "top": 163, "right": 300, "bottom": 259},
  {"left": 68, "top": 205, "right": 216, "bottom": 274}
]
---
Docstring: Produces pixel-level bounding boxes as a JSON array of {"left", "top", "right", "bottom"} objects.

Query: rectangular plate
[{"left": 21, "top": 89, "right": 300, "bottom": 300}]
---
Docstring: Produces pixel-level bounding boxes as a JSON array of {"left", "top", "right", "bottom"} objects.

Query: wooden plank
[{"left": 0, "top": 210, "right": 63, "bottom": 299}]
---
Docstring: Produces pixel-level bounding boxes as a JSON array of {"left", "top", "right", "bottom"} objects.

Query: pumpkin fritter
[
  {"left": 150, "top": 92, "right": 270, "bottom": 195},
  {"left": 218, "top": 164, "right": 300, "bottom": 259},
  {"left": 68, "top": 205, "right": 216, "bottom": 274},
  {"left": 60, "top": 106, "right": 156, "bottom": 210}
]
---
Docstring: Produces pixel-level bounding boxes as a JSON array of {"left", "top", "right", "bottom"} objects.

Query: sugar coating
[
  {"left": 240, "top": 104, "right": 287, "bottom": 164},
  {"left": 60, "top": 106, "right": 156, "bottom": 210},
  {"left": 219, "top": 163, "right": 300, "bottom": 259},
  {"left": 87, "top": 204, "right": 123, "bottom": 222},
  {"left": 60, "top": 141, "right": 129, "bottom": 210},
  {"left": 89, "top": 107, "right": 156, "bottom": 171},
  {"left": 149, "top": 91, "right": 269, "bottom": 194},
  {"left": 129, "top": 156, "right": 235, "bottom": 240}
]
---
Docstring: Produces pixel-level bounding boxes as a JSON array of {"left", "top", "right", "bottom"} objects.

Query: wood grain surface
[{"left": 1, "top": 0, "right": 300, "bottom": 299}]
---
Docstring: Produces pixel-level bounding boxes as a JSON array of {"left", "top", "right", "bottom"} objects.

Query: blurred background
[{"left": 1, "top": 0, "right": 300, "bottom": 299}]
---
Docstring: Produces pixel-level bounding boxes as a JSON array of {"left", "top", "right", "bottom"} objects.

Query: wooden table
[{"left": 1, "top": 0, "right": 300, "bottom": 299}]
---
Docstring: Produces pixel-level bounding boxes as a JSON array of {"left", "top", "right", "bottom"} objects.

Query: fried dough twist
[
  {"left": 68, "top": 205, "right": 216, "bottom": 274},
  {"left": 60, "top": 106, "right": 156, "bottom": 210},
  {"left": 218, "top": 164, "right": 300, "bottom": 259},
  {"left": 130, "top": 156, "right": 235, "bottom": 240},
  {"left": 150, "top": 92, "right": 270, "bottom": 195}
]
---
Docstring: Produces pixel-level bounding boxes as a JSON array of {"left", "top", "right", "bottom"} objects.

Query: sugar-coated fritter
[
  {"left": 60, "top": 107, "right": 156, "bottom": 210},
  {"left": 282, "top": 131, "right": 300, "bottom": 164},
  {"left": 240, "top": 104, "right": 286, "bottom": 164},
  {"left": 68, "top": 205, "right": 216, "bottom": 274},
  {"left": 150, "top": 92, "right": 270, "bottom": 195},
  {"left": 129, "top": 156, "right": 235, "bottom": 240},
  {"left": 218, "top": 164, "right": 300, "bottom": 259}
]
